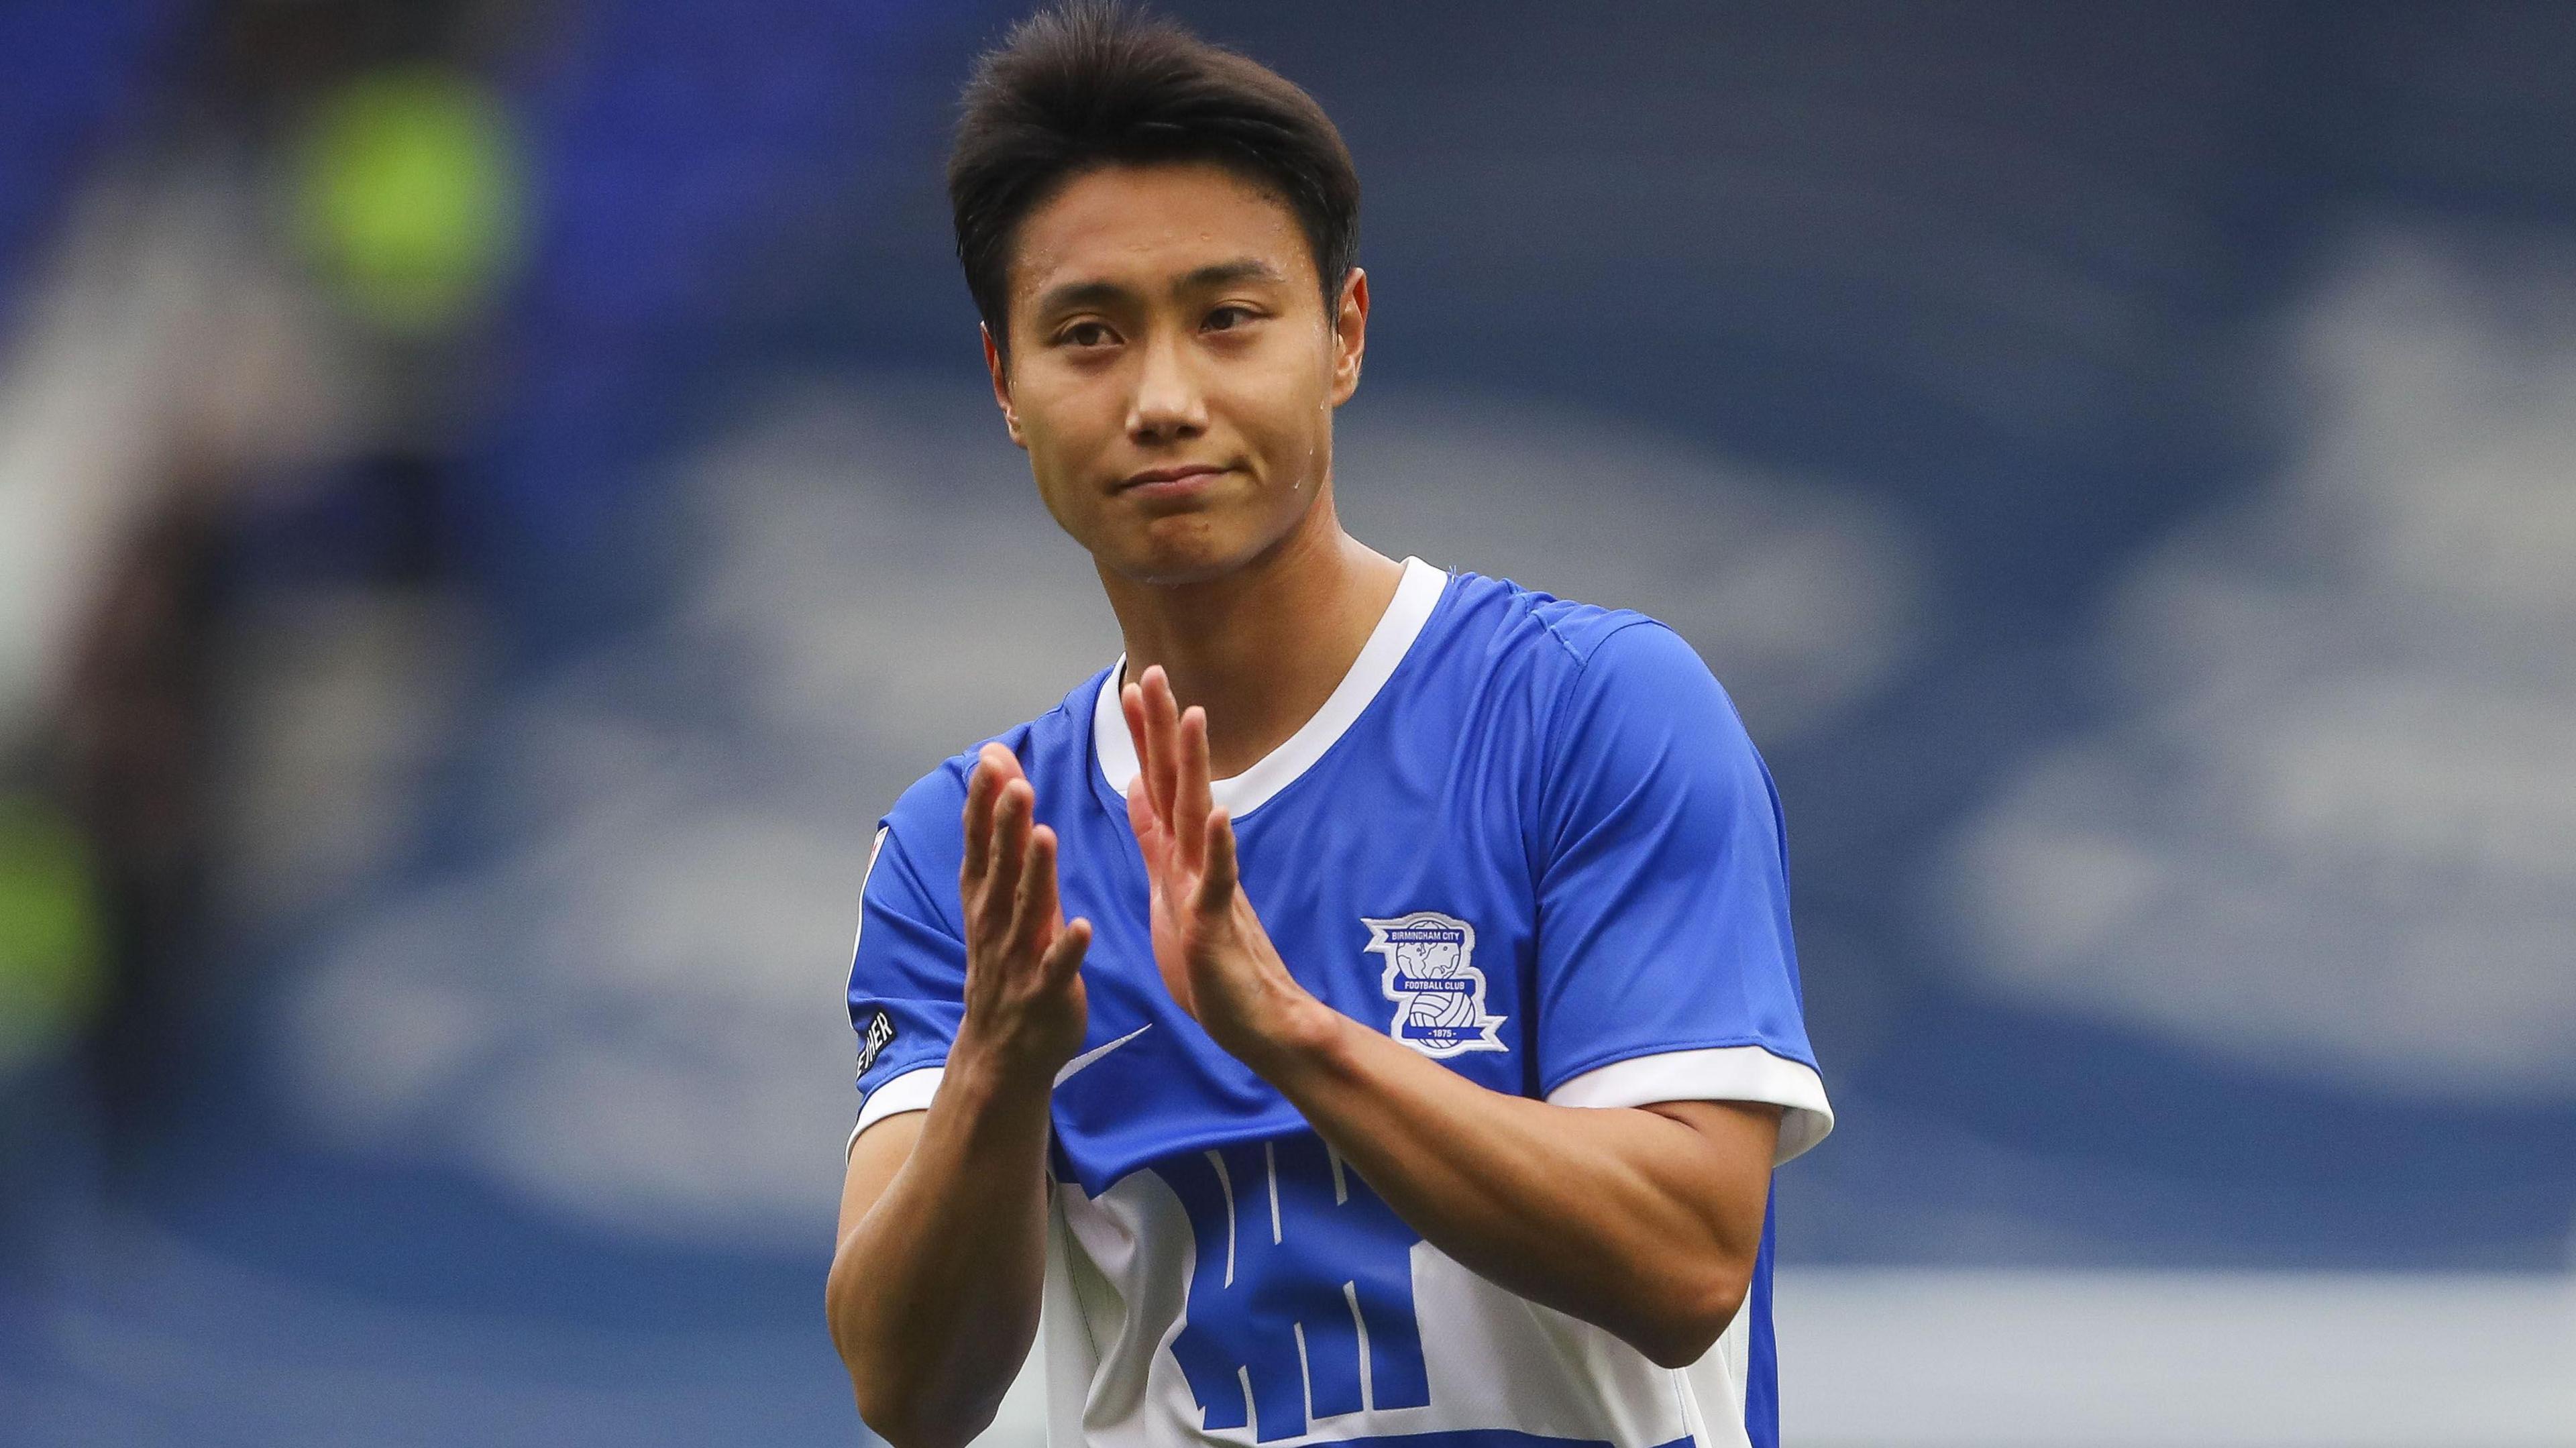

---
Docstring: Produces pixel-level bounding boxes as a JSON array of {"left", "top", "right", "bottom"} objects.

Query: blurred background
[{"left": 2, "top": 1, "right": 2572, "bottom": 1443}]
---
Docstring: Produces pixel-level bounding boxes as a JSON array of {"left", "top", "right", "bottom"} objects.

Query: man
[{"left": 825, "top": 6, "right": 1833, "bottom": 1447}]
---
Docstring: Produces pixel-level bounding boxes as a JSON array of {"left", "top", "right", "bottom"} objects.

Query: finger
[
  {"left": 1144, "top": 666, "right": 1185, "bottom": 828},
  {"left": 1121, "top": 681, "right": 1157, "bottom": 824},
  {"left": 1008, "top": 824, "right": 1063, "bottom": 958},
  {"left": 1126, "top": 772, "right": 1159, "bottom": 848},
  {"left": 960, "top": 744, "right": 1006, "bottom": 885},
  {"left": 1175, "top": 705, "right": 1214, "bottom": 872},
  {"left": 1134, "top": 667, "right": 1167, "bottom": 823},
  {"left": 1041, "top": 915, "right": 1092, "bottom": 985},
  {"left": 1197, "top": 807, "right": 1239, "bottom": 916},
  {"left": 982, "top": 777, "right": 1033, "bottom": 931}
]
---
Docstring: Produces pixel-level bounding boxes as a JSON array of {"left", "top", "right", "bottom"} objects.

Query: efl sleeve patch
[
  {"left": 855, "top": 1009, "right": 897, "bottom": 1079},
  {"left": 847, "top": 816, "right": 967, "bottom": 1097}
]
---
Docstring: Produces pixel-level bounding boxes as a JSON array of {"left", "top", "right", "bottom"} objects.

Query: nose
[{"left": 1126, "top": 330, "right": 1207, "bottom": 444}]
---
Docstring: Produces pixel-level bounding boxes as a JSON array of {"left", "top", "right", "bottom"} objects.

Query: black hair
[{"left": 947, "top": 1, "right": 1360, "bottom": 353}]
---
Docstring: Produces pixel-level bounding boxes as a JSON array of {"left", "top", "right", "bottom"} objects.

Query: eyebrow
[
  {"left": 1031, "top": 258, "right": 1291, "bottom": 317},
  {"left": 1179, "top": 258, "right": 1288, "bottom": 291}
]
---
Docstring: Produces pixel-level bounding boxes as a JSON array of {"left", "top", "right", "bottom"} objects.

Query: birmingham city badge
[{"left": 1363, "top": 911, "right": 1507, "bottom": 1058}]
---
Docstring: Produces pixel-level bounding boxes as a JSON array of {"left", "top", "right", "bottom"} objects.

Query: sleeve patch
[{"left": 855, "top": 1009, "right": 897, "bottom": 1079}]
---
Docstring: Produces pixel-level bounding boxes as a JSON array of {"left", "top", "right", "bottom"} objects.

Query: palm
[
  {"left": 1120, "top": 666, "right": 1289, "bottom": 1040},
  {"left": 953, "top": 741, "right": 1093, "bottom": 1082},
  {"left": 1132, "top": 791, "right": 1198, "bottom": 1005}
]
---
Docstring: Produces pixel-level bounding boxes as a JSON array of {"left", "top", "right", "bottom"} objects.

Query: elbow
[
  {"left": 827, "top": 1258, "right": 996, "bottom": 1448},
  {"left": 853, "top": 1392, "right": 991, "bottom": 1448},
  {"left": 1629, "top": 1262, "right": 1752, "bottom": 1371},
  {"left": 841, "top": 1343, "right": 999, "bottom": 1448}
]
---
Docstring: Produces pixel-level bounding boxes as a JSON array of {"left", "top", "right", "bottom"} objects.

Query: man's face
[{"left": 987, "top": 161, "right": 1365, "bottom": 586}]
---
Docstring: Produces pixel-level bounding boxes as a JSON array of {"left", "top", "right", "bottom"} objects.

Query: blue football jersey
[{"left": 847, "top": 557, "right": 1833, "bottom": 1448}]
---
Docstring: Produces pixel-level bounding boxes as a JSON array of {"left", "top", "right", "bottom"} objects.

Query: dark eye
[
  {"left": 1062, "top": 321, "right": 1114, "bottom": 348},
  {"left": 1205, "top": 305, "right": 1254, "bottom": 331}
]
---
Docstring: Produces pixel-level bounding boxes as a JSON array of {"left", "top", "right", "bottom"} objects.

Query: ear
[
  {"left": 983, "top": 323, "right": 1026, "bottom": 448},
  {"left": 1328, "top": 268, "right": 1369, "bottom": 408}
]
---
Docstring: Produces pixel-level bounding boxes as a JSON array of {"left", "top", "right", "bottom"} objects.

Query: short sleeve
[
  {"left": 1532, "top": 621, "right": 1833, "bottom": 1164},
  {"left": 845, "top": 803, "right": 968, "bottom": 1152}
]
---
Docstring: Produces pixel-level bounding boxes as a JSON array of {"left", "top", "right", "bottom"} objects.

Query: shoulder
[{"left": 1433, "top": 568, "right": 1733, "bottom": 730}]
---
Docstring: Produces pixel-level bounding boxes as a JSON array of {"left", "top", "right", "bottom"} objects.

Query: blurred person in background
[
  {"left": 827, "top": 7, "right": 1830, "bottom": 1447},
  {"left": 1, "top": 0, "right": 515, "bottom": 1226},
  {"left": 5, "top": 2, "right": 2570, "bottom": 1443}
]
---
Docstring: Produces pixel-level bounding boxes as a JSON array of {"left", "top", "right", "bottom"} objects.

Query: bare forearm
[
  {"left": 827, "top": 1064, "right": 1053, "bottom": 1448},
  {"left": 830, "top": 746, "right": 1094, "bottom": 1445},
  {"left": 1245, "top": 1007, "right": 1773, "bottom": 1368},
  {"left": 1117, "top": 671, "right": 1774, "bottom": 1366}
]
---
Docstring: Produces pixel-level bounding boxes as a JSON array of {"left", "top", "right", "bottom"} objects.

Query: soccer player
[{"left": 825, "top": 6, "right": 1833, "bottom": 1447}]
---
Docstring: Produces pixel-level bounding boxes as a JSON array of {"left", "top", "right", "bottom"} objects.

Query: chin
[{"left": 1106, "top": 516, "right": 1277, "bottom": 587}]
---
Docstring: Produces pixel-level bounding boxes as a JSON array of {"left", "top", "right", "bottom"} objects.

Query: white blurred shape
[
  {"left": 1779, "top": 1269, "right": 2576, "bottom": 1445},
  {"left": 292, "top": 790, "right": 876, "bottom": 1245},
  {"left": 0, "top": 168, "right": 362, "bottom": 748},
  {"left": 1338, "top": 387, "right": 1925, "bottom": 741},
  {"left": 1937, "top": 231, "right": 2576, "bottom": 1099},
  {"left": 281, "top": 374, "right": 1921, "bottom": 1247}
]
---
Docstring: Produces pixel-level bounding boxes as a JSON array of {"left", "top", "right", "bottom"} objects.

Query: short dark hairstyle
[{"left": 947, "top": 1, "right": 1360, "bottom": 353}]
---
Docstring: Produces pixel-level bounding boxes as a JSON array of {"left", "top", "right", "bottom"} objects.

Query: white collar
[{"left": 1093, "top": 555, "right": 1448, "bottom": 820}]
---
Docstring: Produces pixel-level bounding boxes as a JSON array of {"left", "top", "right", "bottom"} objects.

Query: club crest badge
[{"left": 1364, "top": 911, "right": 1507, "bottom": 1058}]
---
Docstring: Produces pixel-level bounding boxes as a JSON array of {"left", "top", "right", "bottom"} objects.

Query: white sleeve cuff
[
  {"left": 845, "top": 1065, "right": 945, "bottom": 1158},
  {"left": 1546, "top": 1046, "right": 1835, "bottom": 1165}
]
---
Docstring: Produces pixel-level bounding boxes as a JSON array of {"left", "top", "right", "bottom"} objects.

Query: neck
[{"left": 1099, "top": 500, "right": 1404, "bottom": 780}]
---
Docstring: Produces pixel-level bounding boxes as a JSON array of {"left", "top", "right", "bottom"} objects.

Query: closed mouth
[{"left": 1118, "top": 465, "right": 1229, "bottom": 490}]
